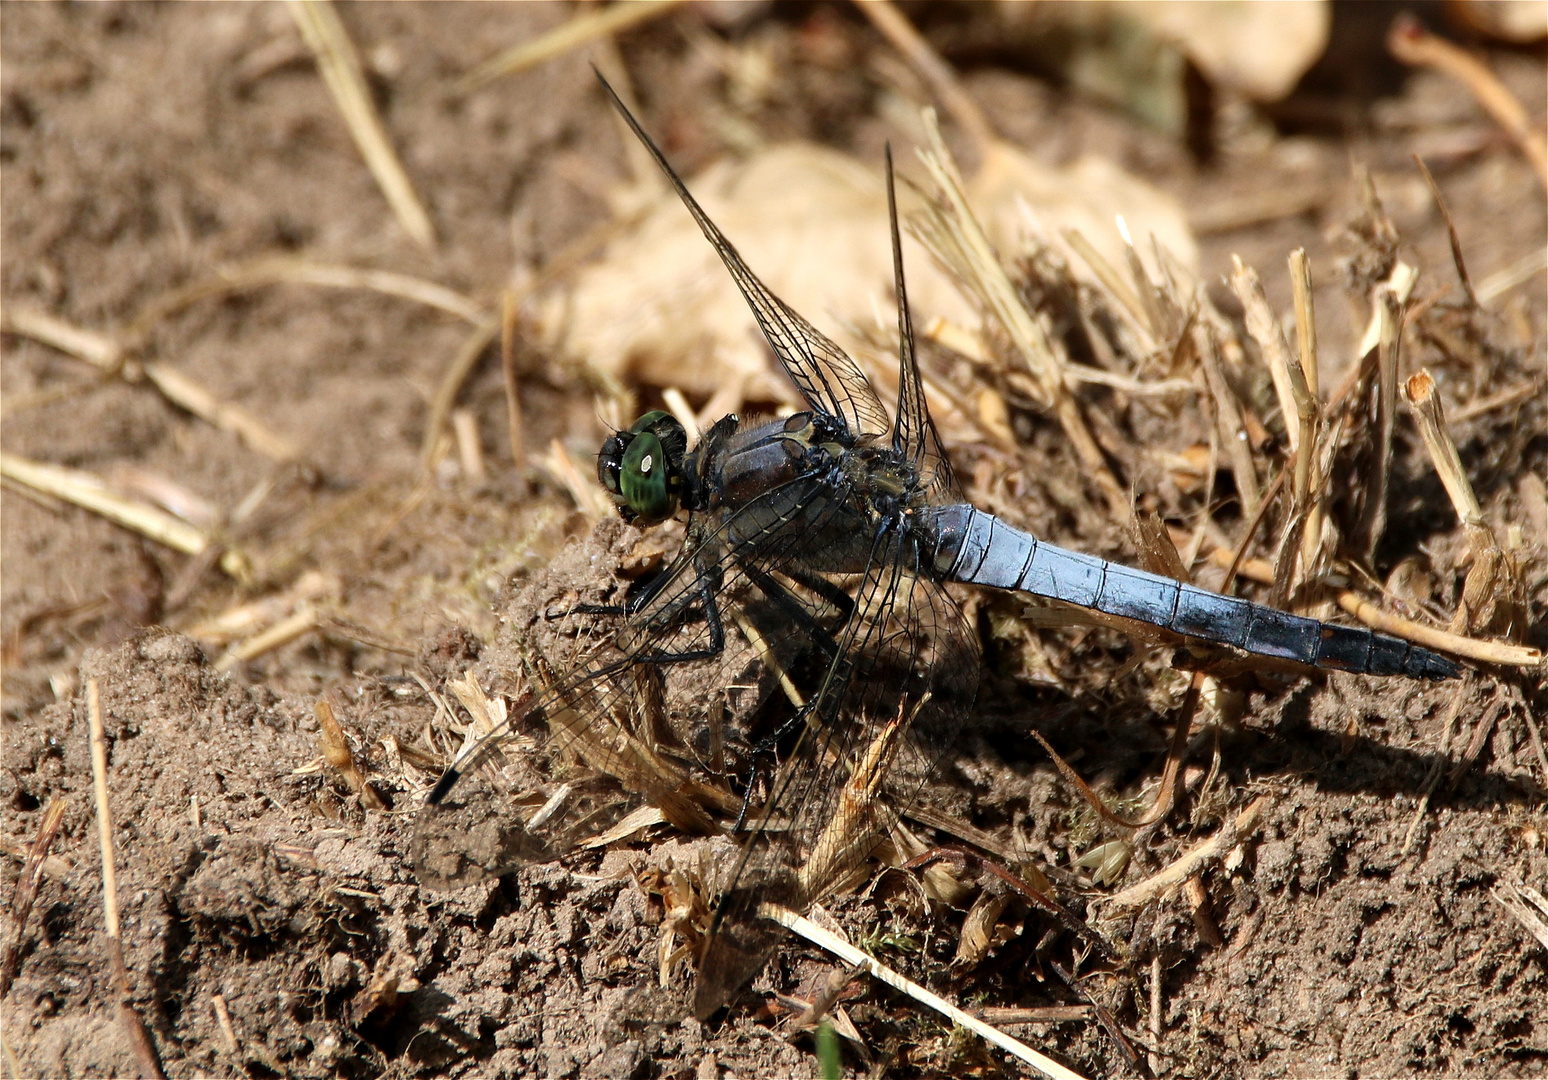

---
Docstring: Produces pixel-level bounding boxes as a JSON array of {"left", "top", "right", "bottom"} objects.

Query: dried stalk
[
  {"left": 1, "top": 453, "right": 250, "bottom": 580},
  {"left": 761, "top": 904, "right": 1087, "bottom": 1080},
  {"left": 457, "top": 0, "right": 684, "bottom": 93},
  {"left": 911, "top": 110, "right": 1129, "bottom": 520},
  {"left": 88, "top": 680, "right": 166, "bottom": 1080},
  {"left": 1388, "top": 14, "right": 1547, "bottom": 189},
  {"left": 287, "top": 0, "right": 436, "bottom": 249}
]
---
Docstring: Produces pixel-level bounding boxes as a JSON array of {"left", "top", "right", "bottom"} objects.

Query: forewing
[
  {"left": 597, "top": 73, "right": 890, "bottom": 441},
  {"left": 885, "top": 147, "right": 957, "bottom": 497}
]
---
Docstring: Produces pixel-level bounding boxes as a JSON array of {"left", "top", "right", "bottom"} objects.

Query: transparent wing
[
  {"left": 410, "top": 467, "right": 868, "bottom": 889},
  {"left": 884, "top": 145, "right": 957, "bottom": 498},
  {"left": 693, "top": 521, "right": 980, "bottom": 1017},
  {"left": 597, "top": 73, "right": 891, "bottom": 442}
]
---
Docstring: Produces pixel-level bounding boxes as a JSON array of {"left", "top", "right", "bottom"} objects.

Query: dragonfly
[{"left": 412, "top": 72, "right": 1459, "bottom": 1021}]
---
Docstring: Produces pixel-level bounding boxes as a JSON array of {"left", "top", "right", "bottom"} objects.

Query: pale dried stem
[
  {"left": 288, "top": 0, "right": 436, "bottom": 249},
  {"left": 451, "top": 408, "right": 486, "bottom": 484},
  {"left": 457, "top": 0, "right": 684, "bottom": 93},
  {"left": 762, "top": 905, "right": 1088, "bottom": 1080},
  {"left": 215, "top": 606, "right": 321, "bottom": 672},
  {"left": 3, "top": 305, "right": 300, "bottom": 462},
  {"left": 1403, "top": 370, "right": 1483, "bottom": 526},
  {"left": 1388, "top": 15, "right": 1548, "bottom": 190},
  {"left": 912, "top": 111, "right": 1128, "bottom": 520},
  {"left": 1402, "top": 370, "right": 1517, "bottom": 636},
  {"left": 1, "top": 453, "right": 251, "bottom": 580},
  {"left": 855, "top": 0, "right": 994, "bottom": 163},
  {"left": 500, "top": 289, "right": 525, "bottom": 466},
  {"left": 1207, "top": 548, "right": 1542, "bottom": 667},
  {"left": 1105, "top": 795, "right": 1270, "bottom": 909},
  {"left": 88, "top": 679, "right": 167, "bottom": 1080},
  {"left": 421, "top": 317, "right": 500, "bottom": 468}
]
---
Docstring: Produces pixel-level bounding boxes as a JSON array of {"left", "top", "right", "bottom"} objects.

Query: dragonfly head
[{"left": 597, "top": 410, "right": 689, "bottom": 526}]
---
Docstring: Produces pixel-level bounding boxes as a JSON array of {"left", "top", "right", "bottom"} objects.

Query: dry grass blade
[
  {"left": 2, "top": 304, "right": 123, "bottom": 369},
  {"left": 421, "top": 316, "right": 499, "bottom": 468},
  {"left": 315, "top": 700, "right": 388, "bottom": 810},
  {"left": 140, "top": 363, "right": 301, "bottom": 462},
  {"left": 761, "top": 904, "right": 1089, "bottom": 1080},
  {"left": 1413, "top": 156, "right": 1478, "bottom": 308},
  {"left": 910, "top": 111, "right": 1128, "bottom": 520},
  {"left": 4, "top": 306, "right": 300, "bottom": 462},
  {"left": 457, "top": 0, "right": 684, "bottom": 93},
  {"left": 88, "top": 680, "right": 167, "bottom": 1080},
  {"left": 1476, "top": 246, "right": 1547, "bottom": 306},
  {"left": 1287, "top": 248, "right": 1324, "bottom": 573},
  {"left": 1060, "top": 228, "right": 1156, "bottom": 351},
  {"left": 541, "top": 438, "right": 616, "bottom": 522},
  {"left": 0, "top": 453, "right": 250, "bottom": 580},
  {"left": 1491, "top": 880, "right": 1548, "bottom": 951},
  {"left": 125, "top": 258, "right": 487, "bottom": 343},
  {"left": 0, "top": 796, "right": 70, "bottom": 999},
  {"left": 500, "top": 289, "right": 525, "bottom": 466},
  {"left": 1350, "top": 285, "right": 1404, "bottom": 560},
  {"left": 1191, "top": 319, "right": 1262, "bottom": 517},
  {"left": 855, "top": 0, "right": 994, "bottom": 162},
  {"left": 1387, "top": 14, "right": 1547, "bottom": 190},
  {"left": 215, "top": 606, "right": 321, "bottom": 673},
  {"left": 1402, "top": 370, "right": 1524, "bottom": 637},
  {"left": 1105, "top": 795, "right": 1270, "bottom": 909},
  {"left": 287, "top": 0, "right": 436, "bottom": 250}
]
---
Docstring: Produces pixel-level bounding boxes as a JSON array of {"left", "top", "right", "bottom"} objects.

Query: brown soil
[{"left": 3, "top": 4, "right": 1545, "bottom": 1078}]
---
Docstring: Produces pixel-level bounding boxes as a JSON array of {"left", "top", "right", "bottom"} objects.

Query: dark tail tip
[
  {"left": 427, "top": 767, "right": 462, "bottom": 805},
  {"left": 1410, "top": 648, "right": 1461, "bottom": 681}
]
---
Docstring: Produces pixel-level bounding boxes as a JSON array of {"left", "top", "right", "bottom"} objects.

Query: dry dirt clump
[{"left": 3, "top": 4, "right": 1547, "bottom": 1079}]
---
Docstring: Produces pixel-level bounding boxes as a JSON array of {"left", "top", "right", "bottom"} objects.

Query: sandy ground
[{"left": 3, "top": 3, "right": 1546, "bottom": 1078}]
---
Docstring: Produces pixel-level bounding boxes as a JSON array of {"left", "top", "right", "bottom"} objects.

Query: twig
[
  {"left": 211, "top": 993, "right": 240, "bottom": 1055},
  {"left": 88, "top": 679, "right": 166, "bottom": 1080},
  {"left": 500, "top": 289, "right": 525, "bottom": 466},
  {"left": 420, "top": 316, "right": 499, "bottom": 468},
  {"left": 287, "top": 0, "right": 436, "bottom": 249},
  {"left": 1148, "top": 954, "right": 1164, "bottom": 1078},
  {"left": 1491, "top": 880, "right": 1548, "bottom": 951},
  {"left": 761, "top": 904, "right": 1088, "bottom": 1080},
  {"left": 0, "top": 453, "right": 251, "bottom": 580},
  {"left": 0, "top": 796, "right": 70, "bottom": 999},
  {"left": 2, "top": 306, "right": 301, "bottom": 462},
  {"left": 457, "top": 0, "right": 685, "bottom": 93},
  {"left": 1048, "top": 961, "right": 1146, "bottom": 1077},
  {"left": 1105, "top": 795, "right": 1271, "bottom": 909},
  {"left": 1412, "top": 156, "right": 1478, "bottom": 308},
  {"left": 1388, "top": 14, "right": 1547, "bottom": 190},
  {"left": 855, "top": 0, "right": 995, "bottom": 163}
]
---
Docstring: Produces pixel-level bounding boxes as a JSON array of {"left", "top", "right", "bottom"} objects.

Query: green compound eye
[{"left": 620, "top": 431, "right": 675, "bottom": 524}]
